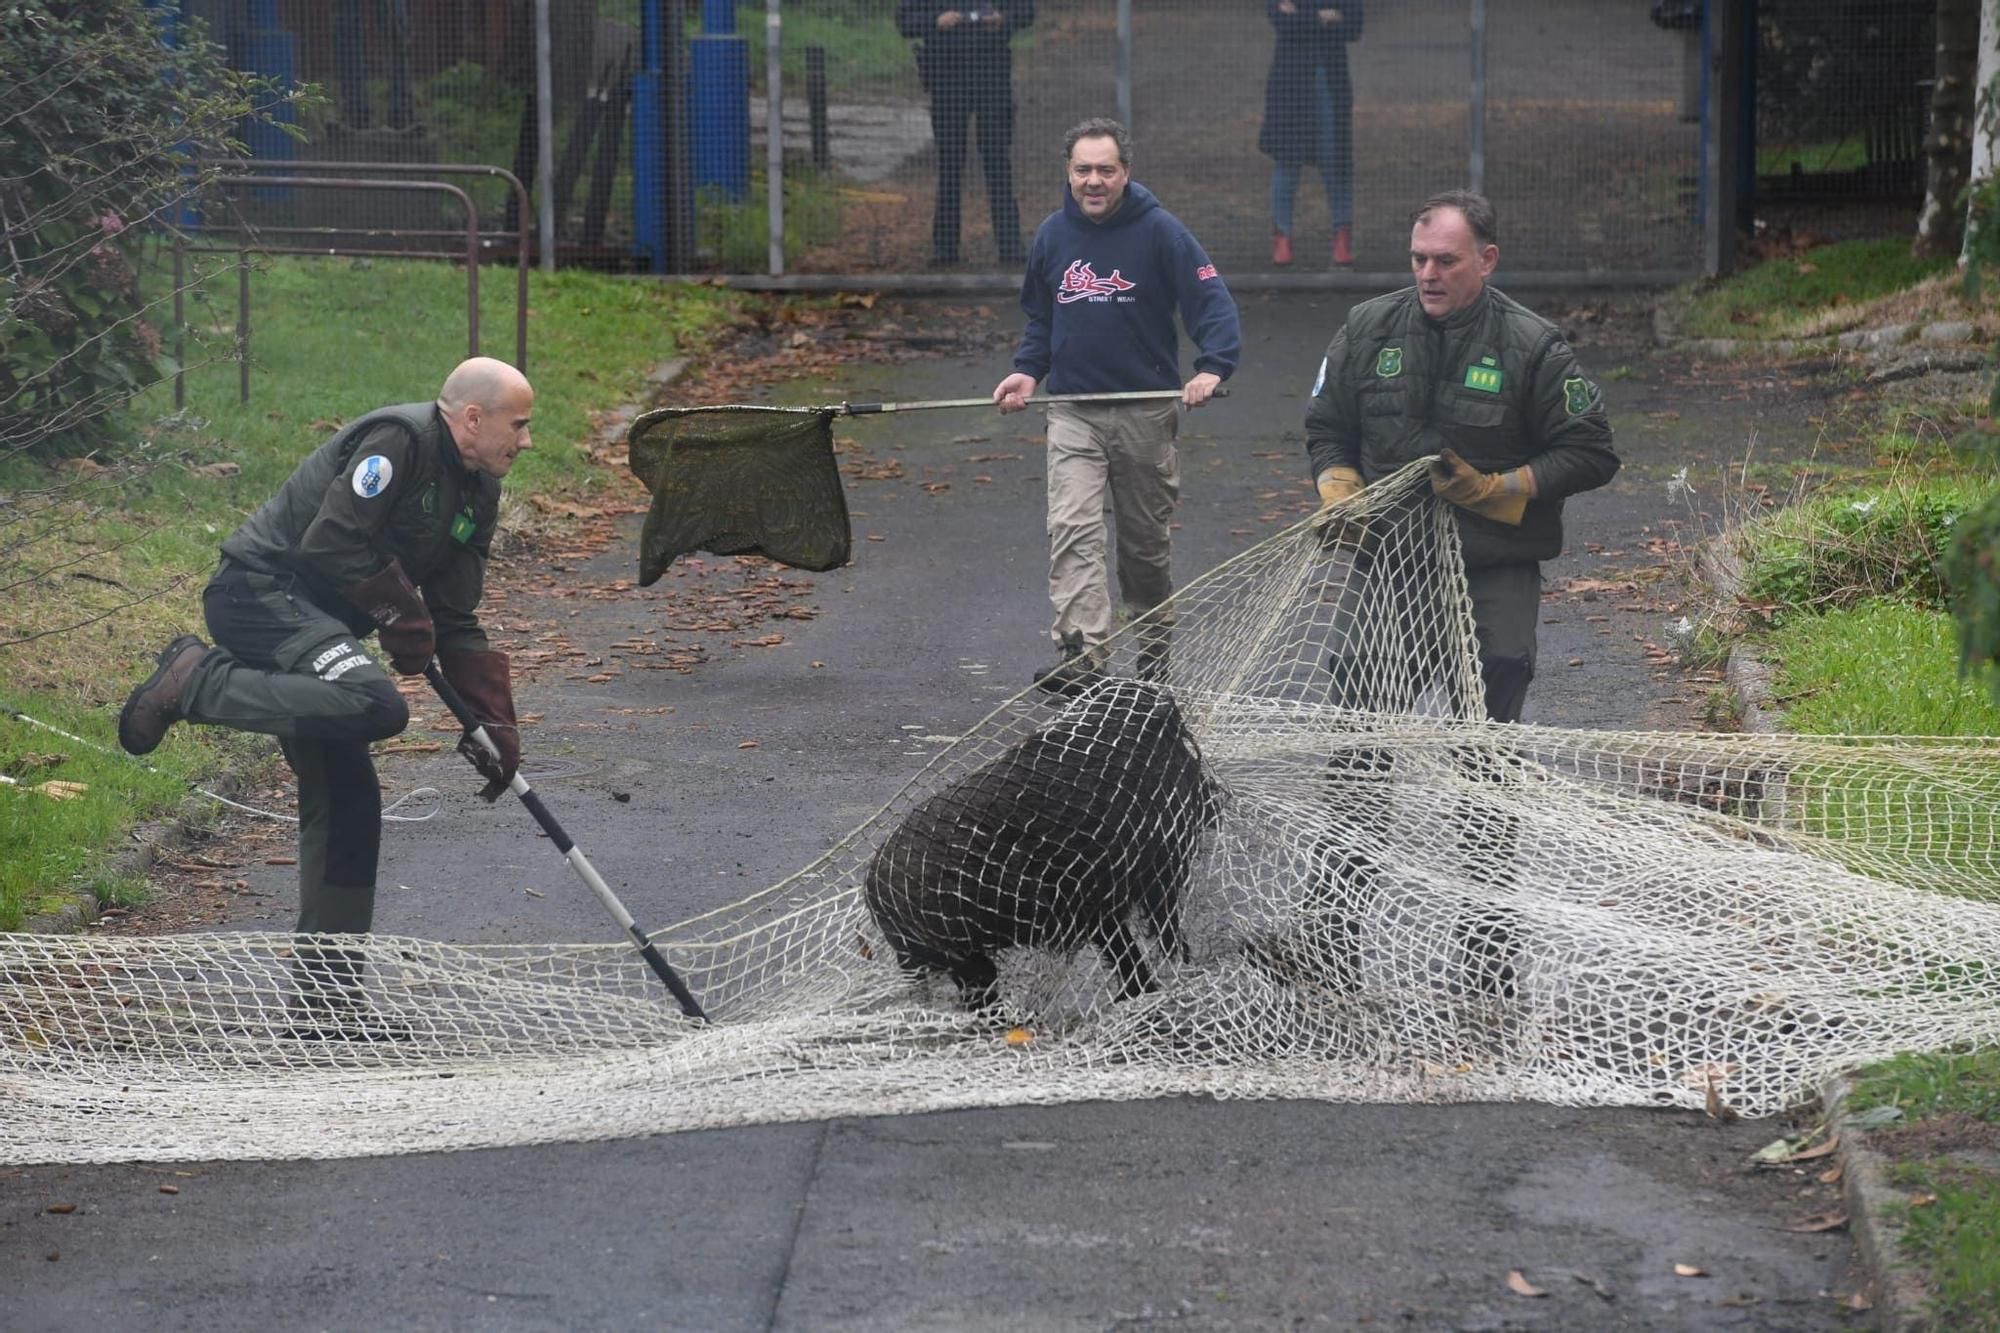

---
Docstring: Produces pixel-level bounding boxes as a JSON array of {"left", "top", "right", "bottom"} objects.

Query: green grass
[
  {"left": 1757, "top": 138, "right": 1872, "bottom": 178},
  {"left": 0, "top": 255, "right": 741, "bottom": 928},
  {"left": 1845, "top": 1049, "right": 2000, "bottom": 1331},
  {"left": 1738, "top": 478, "right": 1990, "bottom": 619},
  {"left": 1766, "top": 601, "right": 2000, "bottom": 735},
  {"left": 116, "top": 252, "right": 740, "bottom": 506},
  {"left": 698, "top": 172, "right": 848, "bottom": 271},
  {"left": 1888, "top": 1163, "right": 2000, "bottom": 1332},
  {"left": 730, "top": 4, "right": 918, "bottom": 92},
  {"left": 0, "top": 688, "right": 230, "bottom": 928},
  {"left": 1678, "top": 239, "right": 1956, "bottom": 340},
  {"left": 1848, "top": 1048, "right": 2000, "bottom": 1122}
]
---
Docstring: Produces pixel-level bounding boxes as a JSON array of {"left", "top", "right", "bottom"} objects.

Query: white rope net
[{"left": 6, "top": 462, "right": 1999, "bottom": 1163}]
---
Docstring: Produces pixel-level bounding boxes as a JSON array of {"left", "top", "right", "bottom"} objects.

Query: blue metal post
[
  {"left": 145, "top": 0, "right": 203, "bottom": 228},
  {"left": 243, "top": 0, "right": 297, "bottom": 167},
  {"left": 691, "top": 0, "right": 751, "bottom": 201},
  {"left": 635, "top": 0, "right": 666, "bottom": 270}
]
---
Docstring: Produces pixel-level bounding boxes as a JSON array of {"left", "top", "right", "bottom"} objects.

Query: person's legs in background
[
  {"left": 973, "top": 86, "right": 1023, "bottom": 265},
  {"left": 1314, "top": 66, "right": 1354, "bottom": 267},
  {"left": 929, "top": 89, "right": 974, "bottom": 265},
  {"left": 1270, "top": 162, "right": 1300, "bottom": 265}
]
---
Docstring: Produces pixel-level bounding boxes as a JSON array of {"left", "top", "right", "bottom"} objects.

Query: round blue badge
[{"left": 352, "top": 454, "right": 394, "bottom": 499}]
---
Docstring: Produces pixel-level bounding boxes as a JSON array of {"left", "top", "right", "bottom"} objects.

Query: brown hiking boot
[{"left": 117, "top": 635, "right": 210, "bottom": 755}]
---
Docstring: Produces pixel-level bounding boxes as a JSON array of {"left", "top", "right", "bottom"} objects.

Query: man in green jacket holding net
[
  {"left": 1300, "top": 190, "right": 1618, "bottom": 1006},
  {"left": 116, "top": 357, "right": 533, "bottom": 1032}
]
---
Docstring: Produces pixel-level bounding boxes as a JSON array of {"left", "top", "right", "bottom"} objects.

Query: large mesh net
[{"left": 6, "top": 462, "right": 1999, "bottom": 1164}]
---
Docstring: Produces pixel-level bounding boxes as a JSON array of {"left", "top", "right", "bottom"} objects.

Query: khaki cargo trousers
[{"left": 1044, "top": 400, "right": 1181, "bottom": 659}]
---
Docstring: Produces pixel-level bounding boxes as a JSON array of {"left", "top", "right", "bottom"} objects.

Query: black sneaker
[{"left": 117, "top": 635, "right": 210, "bottom": 755}]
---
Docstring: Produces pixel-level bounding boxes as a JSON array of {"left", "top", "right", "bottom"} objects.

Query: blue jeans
[{"left": 1271, "top": 66, "right": 1353, "bottom": 235}]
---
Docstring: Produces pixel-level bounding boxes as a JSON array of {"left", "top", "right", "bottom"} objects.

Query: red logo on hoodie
[{"left": 1057, "top": 260, "right": 1137, "bottom": 304}]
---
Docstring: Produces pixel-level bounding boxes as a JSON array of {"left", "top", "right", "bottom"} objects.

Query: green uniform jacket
[
  {"left": 1304, "top": 285, "right": 1618, "bottom": 569},
  {"left": 219, "top": 401, "right": 500, "bottom": 653}
]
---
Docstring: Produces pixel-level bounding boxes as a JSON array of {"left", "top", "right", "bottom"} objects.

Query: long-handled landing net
[
  {"left": 625, "top": 390, "right": 1219, "bottom": 582},
  {"left": 5, "top": 461, "right": 1999, "bottom": 1163}
]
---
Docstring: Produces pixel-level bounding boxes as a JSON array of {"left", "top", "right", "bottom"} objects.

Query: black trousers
[
  {"left": 929, "top": 86, "right": 1022, "bottom": 264},
  {"left": 1315, "top": 561, "right": 1542, "bottom": 1003},
  {"left": 192, "top": 561, "right": 409, "bottom": 936}
]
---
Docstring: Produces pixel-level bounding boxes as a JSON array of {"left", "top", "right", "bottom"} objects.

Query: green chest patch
[
  {"left": 450, "top": 507, "right": 476, "bottom": 544},
  {"left": 1463, "top": 363, "right": 1504, "bottom": 394},
  {"left": 1375, "top": 346, "right": 1403, "bottom": 378}
]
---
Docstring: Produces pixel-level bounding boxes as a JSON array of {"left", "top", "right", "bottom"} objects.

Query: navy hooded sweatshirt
[{"left": 1012, "top": 181, "right": 1241, "bottom": 395}]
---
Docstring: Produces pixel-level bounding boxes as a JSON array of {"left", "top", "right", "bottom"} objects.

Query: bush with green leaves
[
  {"left": 1738, "top": 480, "right": 1985, "bottom": 618},
  {"left": 0, "top": 0, "right": 296, "bottom": 461}
]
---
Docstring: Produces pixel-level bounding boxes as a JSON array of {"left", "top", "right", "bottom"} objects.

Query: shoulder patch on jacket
[
  {"left": 1564, "top": 377, "right": 1595, "bottom": 415},
  {"left": 352, "top": 454, "right": 394, "bottom": 498}
]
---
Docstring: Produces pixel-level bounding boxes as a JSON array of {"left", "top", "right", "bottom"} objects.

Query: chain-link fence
[{"left": 183, "top": 1, "right": 1931, "bottom": 281}]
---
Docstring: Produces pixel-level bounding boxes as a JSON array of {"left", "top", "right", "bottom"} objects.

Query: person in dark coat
[
  {"left": 897, "top": 2, "right": 1034, "bottom": 267},
  {"left": 1258, "top": 0, "right": 1364, "bottom": 268}
]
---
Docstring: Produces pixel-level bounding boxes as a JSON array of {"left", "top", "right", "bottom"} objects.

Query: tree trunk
[{"left": 1915, "top": 0, "right": 1982, "bottom": 258}]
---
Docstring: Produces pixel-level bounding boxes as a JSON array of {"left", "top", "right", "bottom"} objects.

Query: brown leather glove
[
  {"left": 1429, "top": 449, "right": 1536, "bottom": 525},
  {"left": 344, "top": 560, "right": 436, "bottom": 674},
  {"left": 440, "top": 647, "right": 519, "bottom": 801},
  {"left": 1315, "top": 466, "right": 1363, "bottom": 508},
  {"left": 1312, "top": 466, "right": 1367, "bottom": 549}
]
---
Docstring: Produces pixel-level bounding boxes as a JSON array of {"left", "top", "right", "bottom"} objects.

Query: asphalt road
[{"left": 4, "top": 291, "right": 1868, "bottom": 1329}]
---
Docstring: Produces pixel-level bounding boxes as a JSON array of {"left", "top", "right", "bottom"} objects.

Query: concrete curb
[
  {"left": 1722, "top": 653, "right": 1939, "bottom": 1328},
  {"left": 1825, "top": 1077, "right": 1935, "bottom": 1331}
]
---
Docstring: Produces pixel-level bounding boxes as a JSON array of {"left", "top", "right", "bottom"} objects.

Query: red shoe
[
  {"left": 1332, "top": 226, "right": 1354, "bottom": 268},
  {"left": 1272, "top": 231, "right": 1294, "bottom": 266}
]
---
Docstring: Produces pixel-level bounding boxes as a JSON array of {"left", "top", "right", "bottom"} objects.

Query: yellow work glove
[
  {"left": 1428, "top": 449, "right": 1535, "bottom": 525},
  {"left": 1315, "top": 466, "right": 1363, "bottom": 508}
]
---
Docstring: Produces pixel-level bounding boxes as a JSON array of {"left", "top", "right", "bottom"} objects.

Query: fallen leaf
[
  {"left": 737, "top": 740, "right": 760, "bottom": 749},
  {"left": 1005, "top": 1027, "right": 1033, "bottom": 1047},
  {"left": 1817, "top": 1163, "right": 1844, "bottom": 1185},
  {"left": 1703, "top": 1070, "right": 1741, "bottom": 1122},
  {"left": 45, "top": 1203, "right": 77, "bottom": 1215},
  {"left": 1674, "top": 1263, "right": 1708, "bottom": 1278},
  {"left": 1908, "top": 1192, "right": 1938, "bottom": 1208},
  {"left": 189, "top": 461, "right": 240, "bottom": 478},
  {"left": 1506, "top": 1270, "right": 1547, "bottom": 1298},
  {"left": 1845, "top": 1290, "right": 1872, "bottom": 1311},
  {"left": 1782, "top": 1212, "right": 1848, "bottom": 1233},
  {"left": 158, "top": 1184, "right": 179, "bottom": 1195}
]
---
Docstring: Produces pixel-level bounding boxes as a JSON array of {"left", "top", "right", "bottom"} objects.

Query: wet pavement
[{"left": 3, "top": 291, "right": 1870, "bottom": 1329}]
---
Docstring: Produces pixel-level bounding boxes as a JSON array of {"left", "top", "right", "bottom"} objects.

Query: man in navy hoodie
[{"left": 993, "top": 117, "right": 1241, "bottom": 694}]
